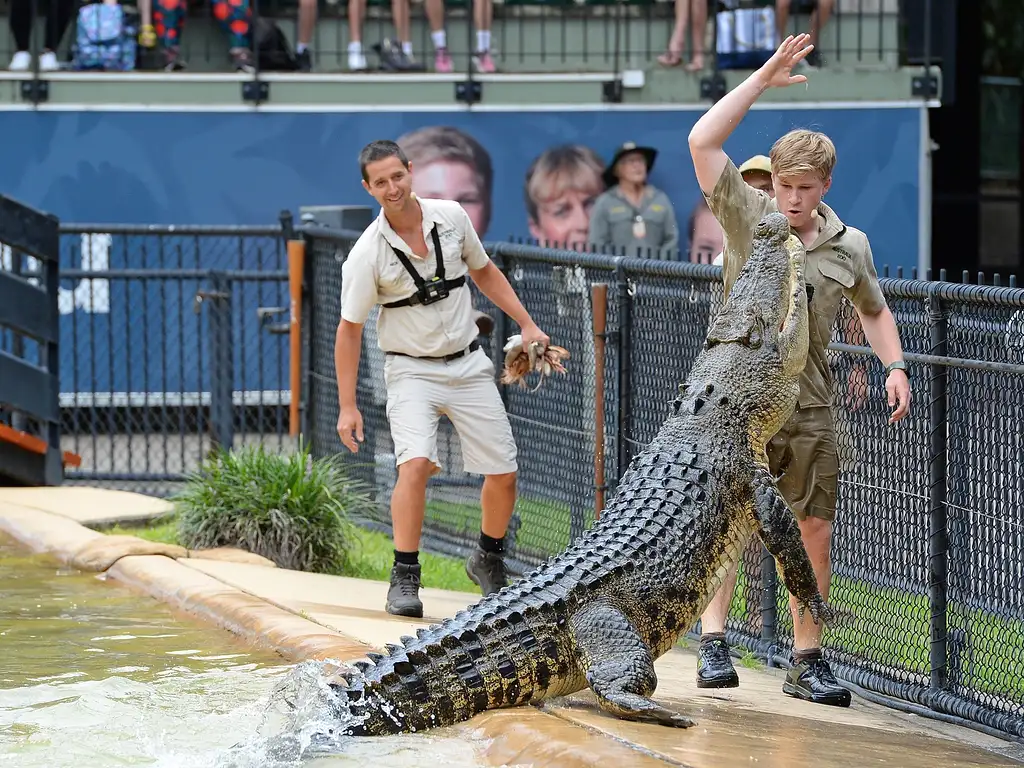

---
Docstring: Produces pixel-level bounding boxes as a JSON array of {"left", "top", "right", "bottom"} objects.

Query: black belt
[{"left": 386, "top": 339, "right": 480, "bottom": 363}]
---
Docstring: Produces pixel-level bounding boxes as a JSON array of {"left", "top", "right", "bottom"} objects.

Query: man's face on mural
[{"left": 411, "top": 160, "right": 488, "bottom": 236}]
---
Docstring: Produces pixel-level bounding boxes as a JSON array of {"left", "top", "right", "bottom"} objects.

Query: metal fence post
[
  {"left": 206, "top": 271, "right": 235, "bottom": 453},
  {"left": 927, "top": 286, "right": 949, "bottom": 698},
  {"left": 614, "top": 259, "right": 633, "bottom": 479}
]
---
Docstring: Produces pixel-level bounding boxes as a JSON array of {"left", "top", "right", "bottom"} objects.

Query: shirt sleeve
[
  {"left": 847, "top": 234, "right": 888, "bottom": 315},
  {"left": 704, "top": 156, "right": 770, "bottom": 293},
  {"left": 458, "top": 204, "right": 491, "bottom": 270},
  {"left": 587, "top": 194, "right": 611, "bottom": 249},
  {"left": 339, "top": 248, "right": 379, "bottom": 325},
  {"left": 661, "top": 195, "right": 680, "bottom": 253}
]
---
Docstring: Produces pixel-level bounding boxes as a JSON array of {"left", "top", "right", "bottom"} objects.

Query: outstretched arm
[
  {"left": 469, "top": 260, "right": 549, "bottom": 348},
  {"left": 687, "top": 34, "right": 815, "bottom": 196}
]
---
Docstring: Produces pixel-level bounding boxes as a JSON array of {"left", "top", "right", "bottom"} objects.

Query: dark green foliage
[{"left": 173, "top": 442, "right": 375, "bottom": 574}]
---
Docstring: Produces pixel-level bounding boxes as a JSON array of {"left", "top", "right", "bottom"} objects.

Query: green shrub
[{"left": 172, "top": 442, "right": 375, "bottom": 574}]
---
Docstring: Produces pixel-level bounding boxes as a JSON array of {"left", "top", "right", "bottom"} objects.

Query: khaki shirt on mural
[
  {"left": 705, "top": 157, "right": 888, "bottom": 409},
  {"left": 588, "top": 185, "right": 680, "bottom": 257},
  {"left": 340, "top": 196, "right": 489, "bottom": 359}
]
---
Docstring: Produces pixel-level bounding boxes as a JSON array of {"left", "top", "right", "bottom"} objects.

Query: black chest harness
[{"left": 381, "top": 225, "right": 466, "bottom": 309}]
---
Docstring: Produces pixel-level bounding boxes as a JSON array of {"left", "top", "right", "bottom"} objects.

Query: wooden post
[
  {"left": 591, "top": 282, "right": 608, "bottom": 519},
  {"left": 287, "top": 239, "right": 305, "bottom": 438}
]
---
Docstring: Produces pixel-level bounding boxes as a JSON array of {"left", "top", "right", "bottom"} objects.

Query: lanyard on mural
[{"left": 632, "top": 214, "right": 646, "bottom": 240}]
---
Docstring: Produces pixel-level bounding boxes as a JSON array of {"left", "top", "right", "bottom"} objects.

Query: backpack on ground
[
  {"left": 72, "top": 2, "right": 138, "bottom": 72},
  {"left": 252, "top": 17, "right": 299, "bottom": 71}
]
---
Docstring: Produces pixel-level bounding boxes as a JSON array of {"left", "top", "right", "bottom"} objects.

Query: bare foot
[
  {"left": 684, "top": 53, "right": 704, "bottom": 71},
  {"left": 657, "top": 48, "right": 683, "bottom": 67}
]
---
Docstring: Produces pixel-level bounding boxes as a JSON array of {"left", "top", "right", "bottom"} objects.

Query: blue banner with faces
[{"left": 0, "top": 105, "right": 923, "bottom": 396}]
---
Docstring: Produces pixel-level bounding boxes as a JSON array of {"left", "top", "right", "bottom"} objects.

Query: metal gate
[{"left": 57, "top": 225, "right": 295, "bottom": 497}]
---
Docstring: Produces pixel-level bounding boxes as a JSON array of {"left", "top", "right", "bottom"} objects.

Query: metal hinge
[
  {"left": 911, "top": 73, "right": 939, "bottom": 99},
  {"left": 455, "top": 79, "right": 482, "bottom": 105},
  {"left": 242, "top": 79, "right": 270, "bottom": 104},
  {"left": 193, "top": 289, "right": 230, "bottom": 313},
  {"left": 20, "top": 78, "right": 49, "bottom": 104}
]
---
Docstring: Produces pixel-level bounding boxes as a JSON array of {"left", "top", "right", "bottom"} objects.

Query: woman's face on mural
[
  {"left": 529, "top": 187, "right": 600, "bottom": 250},
  {"left": 412, "top": 160, "right": 488, "bottom": 236}
]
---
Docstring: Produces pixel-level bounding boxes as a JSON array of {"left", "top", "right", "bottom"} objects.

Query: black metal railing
[
  {"left": 302, "top": 222, "right": 1024, "bottom": 743},
  {"left": 0, "top": 194, "right": 63, "bottom": 486},
  {"left": 5, "top": 0, "right": 946, "bottom": 102},
  {"left": 56, "top": 224, "right": 295, "bottom": 497}
]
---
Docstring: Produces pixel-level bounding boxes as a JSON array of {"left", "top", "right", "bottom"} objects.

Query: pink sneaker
[
  {"left": 474, "top": 51, "right": 496, "bottom": 73},
  {"left": 434, "top": 48, "right": 453, "bottom": 73}
]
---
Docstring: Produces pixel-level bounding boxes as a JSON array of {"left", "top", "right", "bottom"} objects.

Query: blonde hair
[
  {"left": 769, "top": 129, "right": 836, "bottom": 183},
  {"left": 523, "top": 144, "right": 605, "bottom": 222},
  {"left": 396, "top": 125, "right": 494, "bottom": 231}
]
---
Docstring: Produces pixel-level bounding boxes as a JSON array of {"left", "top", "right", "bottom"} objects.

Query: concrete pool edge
[{"left": 0, "top": 494, "right": 678, "bottom": 768}]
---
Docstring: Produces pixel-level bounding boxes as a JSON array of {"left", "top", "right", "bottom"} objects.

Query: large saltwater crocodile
[{"left": 329, "top": 211, "right": 831, "bottom": 736}]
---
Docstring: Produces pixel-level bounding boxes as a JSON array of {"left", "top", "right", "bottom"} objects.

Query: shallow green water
[{"left": 0, "top": 534, "right": 489, "bottom": 767}]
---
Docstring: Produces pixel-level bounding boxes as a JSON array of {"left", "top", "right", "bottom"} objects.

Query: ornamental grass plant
[{"left": 173, "top": 442, "right": 374, "bottom": 574}]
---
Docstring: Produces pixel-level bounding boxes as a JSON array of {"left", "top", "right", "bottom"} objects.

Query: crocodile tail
[{"left": 333, "top": 632, "right": 486, "bottom": 737}]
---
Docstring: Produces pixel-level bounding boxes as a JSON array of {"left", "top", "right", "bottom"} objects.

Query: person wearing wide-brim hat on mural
[{"left": 587, "top": 141, "right": 680, "bottom": 260}]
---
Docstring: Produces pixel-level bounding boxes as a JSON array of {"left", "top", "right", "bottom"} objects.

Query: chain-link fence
[
  {"left": 303, "top": 223, "right": 1024, "bottom": 741},
  {"left": 58, "top": 225, "right": 297, "bottom": 497}
]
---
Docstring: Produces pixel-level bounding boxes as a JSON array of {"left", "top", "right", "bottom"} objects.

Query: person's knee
[
  {"left": 775, "top": 0, "right": 791, "bottom": 12},
  {"left": 397, "top": 457, "right": 435, "bottom": 485},
  {"left": 798, "top": 515, "right": 832, "bottom": 552},
  {"left": 485, "top": 470, "right": 517, "bottom": 489}
]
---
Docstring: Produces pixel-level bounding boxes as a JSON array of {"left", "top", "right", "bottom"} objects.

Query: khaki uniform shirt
[
  {"left": 340, "top": 196, "right": 490, "bottom": 358},
  {"left": 705, "top": 157, "right": 888, "bottom": 409},
  {"left": 588, "top": 185, "right": 680, "bottom": 258}
]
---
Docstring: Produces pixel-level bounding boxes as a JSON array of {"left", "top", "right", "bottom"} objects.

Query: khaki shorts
[
  {"left": 766, "top": 405, "right": 839, "bottom": 523},
  {"left": 383, "top": 346, "right": 518, "bottom": 476}
]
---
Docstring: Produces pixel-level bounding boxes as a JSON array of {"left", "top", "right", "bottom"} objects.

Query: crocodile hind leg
[
  {"left": 569, "top": 601, "right": 696, "bottom": 728},
  {"left": 750, "top": 466, "right": 835, "bottom": 626}
]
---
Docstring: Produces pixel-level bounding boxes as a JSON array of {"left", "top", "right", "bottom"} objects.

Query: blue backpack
[{"left": 72, "top": 3, "right": 138, "bottom": 72}]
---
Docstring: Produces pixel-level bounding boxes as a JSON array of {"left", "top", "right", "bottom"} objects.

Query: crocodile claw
[{"left": 799, "top": 594, "right": 836, "bottom": 626}]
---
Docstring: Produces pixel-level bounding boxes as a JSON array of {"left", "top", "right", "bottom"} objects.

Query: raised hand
[{"left": 760, "top": 34, "right": 815, "bottom": 89}]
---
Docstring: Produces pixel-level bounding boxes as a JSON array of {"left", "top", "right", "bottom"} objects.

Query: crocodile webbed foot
[
  {"left": 798, "top": 593, "right": 837, "bottom": 626},
  {"left": 590, "top": 686, "right": 697, "bottom": 728},
  {"left": 571, "top": 600, "right": 697, "bottom": 729}
]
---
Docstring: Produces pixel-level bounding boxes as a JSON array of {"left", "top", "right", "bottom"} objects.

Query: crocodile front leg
[
  {"left": 750, "top": 467, "right": 835, "bottom": 626},
  {"left": 779, "top": 234, "right": 810, "bottom": 377},
  {"left": 569, "top": 601, "right": 695, "bottom": 728}
]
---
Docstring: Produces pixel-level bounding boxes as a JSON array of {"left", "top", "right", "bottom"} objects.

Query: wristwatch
[{"left": 885, "top": 360, "right": 907, "bottom": 376}]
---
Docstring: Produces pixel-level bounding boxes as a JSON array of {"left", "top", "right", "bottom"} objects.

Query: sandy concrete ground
[{"left": 1, "top": 487, "right": 1022, "bottom": 768}]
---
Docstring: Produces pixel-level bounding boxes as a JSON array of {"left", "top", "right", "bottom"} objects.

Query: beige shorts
[{"left": 383, "top": 346, "right": 518, "bottom": 476}]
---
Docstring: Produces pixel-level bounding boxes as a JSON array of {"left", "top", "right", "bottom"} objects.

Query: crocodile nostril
[
  {"left": 704, "top": 383, "right": 715, "bottom": 395},
  {"left": 718, "top": 397, "right": 729, "bottom": 407}
]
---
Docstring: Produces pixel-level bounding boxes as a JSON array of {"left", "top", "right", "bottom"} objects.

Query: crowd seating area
[{"left": 0, "top": 0, "right": 913, "bottom": 76}]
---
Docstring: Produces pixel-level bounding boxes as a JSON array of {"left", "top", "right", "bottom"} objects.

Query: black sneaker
[
  {"left": 385, "top": 563, "right": 423, "bottom": 618},
  {"left": 465, "top": 549, "right": 508, "bottom": 596},
  {"left": 296, "top": 48, "right": 312, "bottom": 72},
  {"left": 696, "top": 637, "right": 740, "bottom": 688},
  {"left": 783, "top": 656, "right": 851, "bottom": 707}
]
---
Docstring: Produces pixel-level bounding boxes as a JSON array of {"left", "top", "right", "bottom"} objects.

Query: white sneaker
[
  {"left": 8, "top": 51, "right": 30, "bottom": 71},
  {"left": 348, "top": 51, "right": 367, "bottom": 71},
  {"left": 38, "top": 51, "right": 59, "bottom": 71}
]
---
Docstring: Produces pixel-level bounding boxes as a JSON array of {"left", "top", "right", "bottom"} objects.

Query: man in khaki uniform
[
  {"left": 335, "top": 139, "right": 550, "bottom": 619},
  {"left": 688, "top": 34, "right": 912, "bottom": 707}
]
